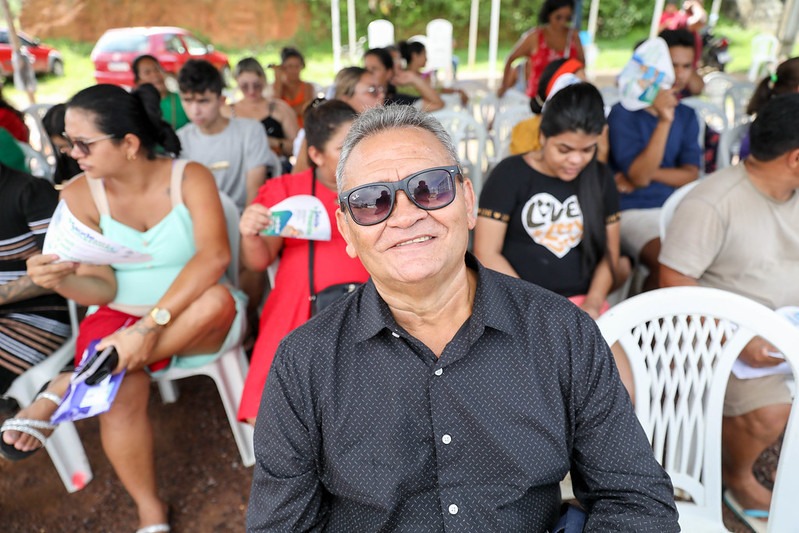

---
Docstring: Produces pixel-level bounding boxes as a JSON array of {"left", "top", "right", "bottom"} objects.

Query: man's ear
[
  {"left": 462, "top": 178, "right": 477, "bottom": 230},
  {"left": 335, "top": 208, "right": 358, "bottom": 259}
]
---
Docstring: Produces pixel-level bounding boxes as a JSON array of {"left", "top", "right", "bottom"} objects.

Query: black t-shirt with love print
[{"left": 478, "top": 155, "right": 619, "bottom": 297}]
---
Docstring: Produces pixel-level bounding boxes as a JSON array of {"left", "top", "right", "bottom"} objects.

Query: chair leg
[
  {"left": 210, "top": 349, "right": 255, "bottom": 467},
  {"left": 44, "top": 422, "right": 93, "bottom": 493},
  {"left": 157, "top": 380, "right": 180, "bottom": 404}
]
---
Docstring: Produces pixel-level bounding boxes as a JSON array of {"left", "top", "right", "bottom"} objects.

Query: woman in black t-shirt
[{"left": 474, "top": 83, "right": 629, "bottom": 319}]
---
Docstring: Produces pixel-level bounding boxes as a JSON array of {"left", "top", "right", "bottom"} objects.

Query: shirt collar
[{"left": 353, "top": 252, "right": 516, "bottom": 344}]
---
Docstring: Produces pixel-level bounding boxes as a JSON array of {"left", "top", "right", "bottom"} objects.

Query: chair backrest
[
  {"left": 715, "top": 120, "right": 751, "bottom": 170},
  {"left": 682, "top": 96, "right": 727, "bottom": 134},
  {"left": 218, "top": 192, "right": 241, "bottom": 288},
  {"left": 748, "top": 33, "right": 780, "bottom": 82},
  {"left": 751, "top": 33, "right": 779, "bottom": 60},
  {"left": 701, "top": 71, "right": 735, "bottom": 111},
  {"left": 16, "top": 140, "right": 54, "bottom": 181},
  {"left": 429, "top": 109, "right": 488, "bottom": 199},
  {"left": 659, "top": 180, "right": 700, "bottom": 241},
  {"left": 425, "top": 19, "right": 453, "bottom": 76},
  {"left": 367, "top": 19, "right": 395, "bottom": 49},
  {"left": 722, "top": 81, "right": 755, "bottom": 126},
  {"left": 490, "top": 104, "right": 533, "bottom": 163},
  {"left": 596, "top": 287, "right": 799, "bottom": 530}
]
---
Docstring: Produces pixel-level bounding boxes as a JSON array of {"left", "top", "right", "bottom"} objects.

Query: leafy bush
[{"left": 595, "top": 0, "right": 653, "bottom": 39}]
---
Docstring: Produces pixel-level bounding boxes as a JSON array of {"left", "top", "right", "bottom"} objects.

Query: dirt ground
[
  {"left": 0, "top": 376, "right": 251, "bottom": 532},
  {"left": 0, "top": 374, "right": 779, "bottom": 532}
]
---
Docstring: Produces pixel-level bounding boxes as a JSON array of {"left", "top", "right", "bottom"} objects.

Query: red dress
[
  {"left": 526, "top": 29, "right": 580, "bottom": 98},
  {"left": 237, "top": 169, "right": 369, "bottom": 420}
]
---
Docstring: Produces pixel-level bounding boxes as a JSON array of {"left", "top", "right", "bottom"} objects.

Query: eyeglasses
[
  {"left": 338, "top": 165, "right": 461, "bottom": 226},
  {"left": 359, "top": 85, "right": 384, "bottom": 96},
  {"left": 62, "top": 133, "right": 115, "bottom": 156},
  {"left": 239, "top": 81, "right": 264, "bottom": 92}
]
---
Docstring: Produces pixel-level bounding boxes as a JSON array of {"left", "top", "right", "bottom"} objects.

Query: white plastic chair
[
  {"left": 723, "top": 81, "right": 755, "bottom": 127},
  {"left": 715, "top": 120, "right": 751, "bottom": 170},
  {"left": 489, "top": 103, "right": 533, "bottom": 164},
  {"left": 429, "top": 109, "right": 488, "bottom": 200},
  {"left": 748, "top": 34, "right": 780, "bottom": 82},
  {"left": 597, "top": 287, "right": 799, "bottom": 532},
  {"left": 367, "top": 19, "right": 394, "bottom": 49},
  {"left": 16, "top": 140, "right": 53, "bottom": 181},
  {"left": 659, "top": 180, "right": 700, "bottom": 241},
  {"left": 4, "top": 299, "right": 92, "bottom": 493},
  {"left": 153, "top": 192, "right": 254, "bottom": 467},
  {"left": 425, "top": 19, "right": 454, "bottom": 82}
]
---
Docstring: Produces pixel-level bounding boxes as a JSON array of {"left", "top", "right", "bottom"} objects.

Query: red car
[
  {"left": 91, "top": 27, "right": 229, "bottom": 88},
  {"left": 0, "top": 29, "right": 64, "bottom": 77}
]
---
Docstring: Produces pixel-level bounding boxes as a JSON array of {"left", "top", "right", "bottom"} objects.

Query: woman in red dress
[
  {"left": 237, "top": 99, "right": 369, "bottom": 423},
  {"left": 498, "top": 0, "right": 584, "bottom": 99}
]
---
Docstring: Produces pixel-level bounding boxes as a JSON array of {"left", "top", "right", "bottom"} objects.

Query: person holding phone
[{"left": 1, "top": 83, "right": 245, "bottom": 533}]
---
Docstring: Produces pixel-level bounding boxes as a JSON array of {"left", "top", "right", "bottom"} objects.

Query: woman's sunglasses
[
  {"left": 62, "top": 133, "right": 115, "bottom": 156},
  {"left": 338, "top": 165, "right": 461, "bottom": 226}
]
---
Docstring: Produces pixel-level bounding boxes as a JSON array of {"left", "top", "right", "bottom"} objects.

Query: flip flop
[
  {"left": 723, "top": 489, "right": 769, "bottom": 533},
  {"left": 0, "top": 390, "right": 61, "bottom": 461}
]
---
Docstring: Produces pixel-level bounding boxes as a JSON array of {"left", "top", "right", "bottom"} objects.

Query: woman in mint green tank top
[{"left": 7, "top": 84, "right": 241, "bottom": 532}]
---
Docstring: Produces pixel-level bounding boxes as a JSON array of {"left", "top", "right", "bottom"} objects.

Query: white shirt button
[
  {"left": 448, "top": 504, "right": 459, "bottom": 515},
  {"left": 391, "top": 331, "right": 400, "bottom": 338},
  {"left": 434, "top": 368, "right": 443, "bottom": 376},
  {"left": 442, "top": 434, "right": 452, "bottom": 444}
]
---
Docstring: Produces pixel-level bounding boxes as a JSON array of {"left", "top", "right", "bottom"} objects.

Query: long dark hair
[
  {"left": 540, "top": 82, "right": 609, "bottom": 277},
  {"left": 398, "top": 41, "right": 425, "bottom": 65},
  {"left": 67, "top": 83, "right": 181, "bottom": 159},
  {"left": 304, "top": 99, "right": 357, "bottom": 168},
  {"left": 538, "top": 0, "right": 574, "bottom": 25},
  {"left": 747, "top": 57, "right": 799, "bottom": 116}
]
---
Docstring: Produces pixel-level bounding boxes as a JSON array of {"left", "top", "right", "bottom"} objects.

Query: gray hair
[{"left": 336, "top": 105, "right": 460, "bottom": 191}]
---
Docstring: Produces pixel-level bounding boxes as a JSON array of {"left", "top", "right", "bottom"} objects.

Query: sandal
[
  {"left": 135, "top": 525, "right": 170, "bottom": 533},
  {"left": 0, "top": 390, "right": 61, "bottom": 461}
]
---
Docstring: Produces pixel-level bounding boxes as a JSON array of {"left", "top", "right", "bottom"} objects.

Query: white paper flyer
[
  {"left": 42, "top": 200, "right": 153, "bottom": 265},
  {"left": 618, "top": 37, "right": 675, "bottom": 112},
  {"left": 260, "top": 195, "right": 331, "bottom": 241}
]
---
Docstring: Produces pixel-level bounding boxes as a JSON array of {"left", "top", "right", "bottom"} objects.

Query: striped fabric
[{"left": 0, "top": 164, "right": 70, "bottom": 393}]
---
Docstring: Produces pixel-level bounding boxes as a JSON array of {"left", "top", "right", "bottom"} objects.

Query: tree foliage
[{"left": 302, "top": 0, "right": 659, "bottom": 45}]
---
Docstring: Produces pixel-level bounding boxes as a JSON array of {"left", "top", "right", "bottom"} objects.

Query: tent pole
[
  {"left": 347, "top": 0, "right": 357, "bottom": 65},
  {"left": 777, "top": 0, "right": 799, "bottom": 59},
  {"left": 468, "top": 0, "right": 479, "bottom": 67},
  {"left": 488, "top": 0, "right": 500, "bottom": 89},
  {"left": 650, "top": 0, "right": 666, "bottom": 39},
  {"left": 331, "top": 0, "right": 342, "bottom": 73}
]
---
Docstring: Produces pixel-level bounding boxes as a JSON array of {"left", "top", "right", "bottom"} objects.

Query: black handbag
[{"left": 308, "top": 173, "right": 361, "bottom": 316}]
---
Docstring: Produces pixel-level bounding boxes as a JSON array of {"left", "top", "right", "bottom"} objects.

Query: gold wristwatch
[{"left": 149, "top": 307, "right": 172, "bottom": 327}]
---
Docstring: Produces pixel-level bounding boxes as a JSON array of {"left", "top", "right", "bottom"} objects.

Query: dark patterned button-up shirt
[{"left": 247, "top": 254, "right": 679, "bottom": 532}]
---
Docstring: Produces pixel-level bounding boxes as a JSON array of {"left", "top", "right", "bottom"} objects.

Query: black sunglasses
[{"left": 338, "top": 165, "right": 461, "bottom": 226}]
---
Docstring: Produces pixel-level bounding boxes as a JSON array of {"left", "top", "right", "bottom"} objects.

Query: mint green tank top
[{"left": 86, "top": 159, "right": 196, "bottom": 307}]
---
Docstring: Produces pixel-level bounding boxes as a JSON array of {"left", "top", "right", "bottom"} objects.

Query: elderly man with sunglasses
[{"left": 247, "top": 105, "right": 679, "bottom": 532}]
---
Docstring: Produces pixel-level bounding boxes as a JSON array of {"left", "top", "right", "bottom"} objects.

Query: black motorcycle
[{"left": 701, "top": 28, "right": 731, "bottom": 72}]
